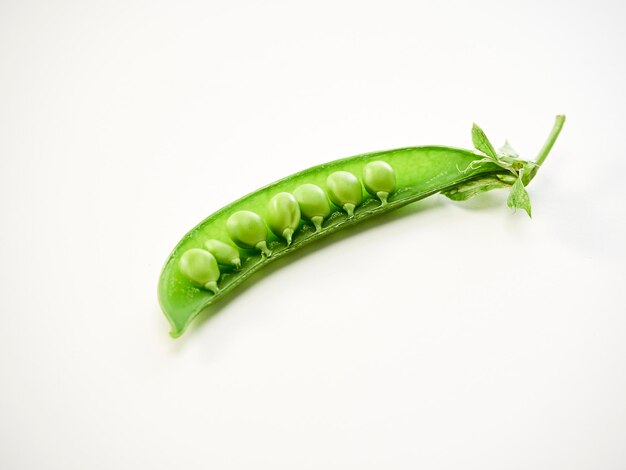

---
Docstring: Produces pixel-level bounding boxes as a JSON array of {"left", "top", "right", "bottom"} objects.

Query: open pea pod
[{"left": 158, "top": 116, "right": 565, "bottom": 337}]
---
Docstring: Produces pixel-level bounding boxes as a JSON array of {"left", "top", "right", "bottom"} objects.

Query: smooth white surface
[{"left": 1, "top": 1, "right": 625, "bottom": 468}]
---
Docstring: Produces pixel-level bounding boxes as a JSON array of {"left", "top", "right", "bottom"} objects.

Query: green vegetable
[
  {"left": 204, "top": 239, "right": 241, "bottom": 269},
  {"left": 267, "top": 192, "right": 301, "bottom": 245},
  {"left": 225, "top": 210, "right": 271, "bottom": 256},
  {"left": 362, "top": 160, "right": 396, "bottom": 204},
  {"left": 292, "top": 184, "right": 331, "bottom": 231},
  {"left": 178, "top": 249, "right": 220, "bottom": 294},
  {"left": 326, "top": 171, "right": 363, "bottom": 217},
  {"left": 159, "top": 116, "right": 565, "bottom": 337}
]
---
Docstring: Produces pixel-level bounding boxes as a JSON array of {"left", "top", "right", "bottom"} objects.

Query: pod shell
[{"left": 159, "top": 144, "right": 516, "bottom": 338}]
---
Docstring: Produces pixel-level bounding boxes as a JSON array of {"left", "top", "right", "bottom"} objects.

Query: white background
[{"left": 1, "top": 1, "right": 625, "bottom": 468}]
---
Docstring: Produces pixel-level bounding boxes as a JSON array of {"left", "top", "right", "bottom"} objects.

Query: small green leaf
[
  {"left": 471, "top": 123, "right": 497, "bottom": 159},
  {"left": 442, "top": 177, "right": 510, "bottom": 201},
  {"left": 507, "top": 177, "right": 532, "bottom": 217},
  {"left": 498, "top": 140, "right": 519, "bottom": 158}
]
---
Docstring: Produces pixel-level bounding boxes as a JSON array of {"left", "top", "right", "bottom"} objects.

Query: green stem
[{"left": 526, "top": 115, "right": 566, "bottom": 184}]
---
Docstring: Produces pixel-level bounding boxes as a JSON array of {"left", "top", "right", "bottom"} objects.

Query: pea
[
  {"left": 226, "top": 210, "right": 271, "bottom": 257},
  {"left": 293, "top": 183, "right": 330, "bottom": 231},
  {"left": 159, "top": 116, "right": 566, "bottom": 337},
  {"left": 204, "top": 239, "right": 241, "bottom": 269},
  {"left": 362, "top": 161, "right": 396, "bottom": 204},
  {"left": 267, "top": 192, "right": 301, "bottom": 245},
  {"left": 178, "top": 248, "right": 220, "bottom": 294},
  {"left": 326, "top": 171, "right": 363, "bottom": 217}
]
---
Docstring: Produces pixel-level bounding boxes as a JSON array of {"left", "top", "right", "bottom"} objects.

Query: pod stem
[
  {"left": 376, "top": 191, "right": 389, "bottom": 205},
  {"left": 525, "top": 115, "right": 566, "bottom": 184},
  {"left": 204, "top": 281, "right": 219, "bottom": 294},
  {"left": 343, "top": 203, "right": 356, "bottom": 218},
  {"left": 311, "top": 216, "right": 324, "bottom": 232},
  {"left": 283, "top": 228, "right": 294, "bottom": 246},
  {"left": 255, "top": 241, "right": 272, "bottom": 258}
]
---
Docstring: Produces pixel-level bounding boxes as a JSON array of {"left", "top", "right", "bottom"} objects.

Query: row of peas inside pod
[{"left": 178, "top": 161, "right": 396, "bottom": 293}]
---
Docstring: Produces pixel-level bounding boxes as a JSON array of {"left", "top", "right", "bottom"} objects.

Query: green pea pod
[{"left": 158, "top": 116, "right": 565, "bottom": 337}]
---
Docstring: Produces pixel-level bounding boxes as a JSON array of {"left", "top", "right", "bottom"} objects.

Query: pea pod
[{"left": 158, "top": 116, "right": 565, "bottom": 337}]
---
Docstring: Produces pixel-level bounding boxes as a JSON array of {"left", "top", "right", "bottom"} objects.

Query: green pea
[
  {"left": 204, "top": 239, "right": 241, "bottom": 269},
  {"left": 179, "top": 248, "right": 220, "bottom": 293},
  {"left": 267, "top": 192, "right": 301, "bottom": 245},
  {"left": 293, "top": 183, "right": 330, "bottom": 231},
  {"left": 362, "top": 161, "right": 396, "bottom": 204},
  {"left": 159, "top": 116, "right": 567, "bottom": 338},
  {"left": 326, "top": 171, "right": 362, "bottom": 217},
  {"left": 226, "top": 210, "right": 271, "bottom": 257}
]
